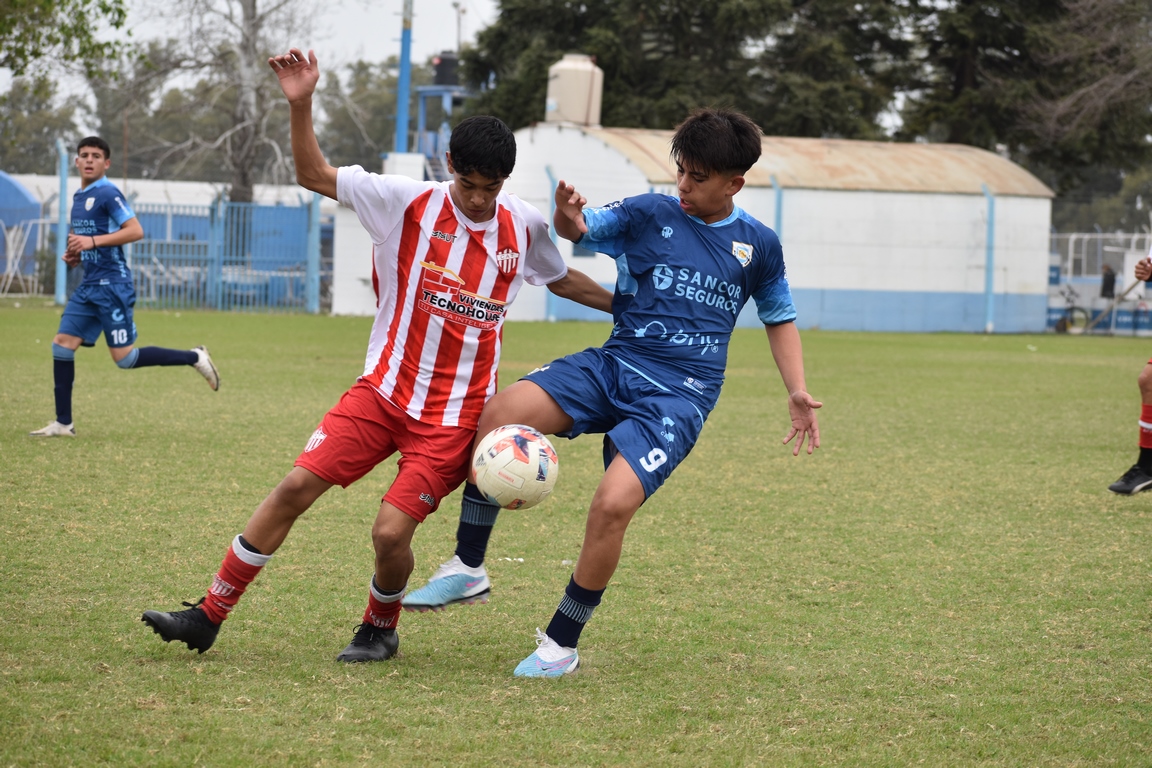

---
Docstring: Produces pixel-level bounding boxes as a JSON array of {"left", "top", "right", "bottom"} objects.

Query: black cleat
[
  {"left": 142, "top": 597, "right": 221, "bottom": 654},
  {"left": 335, "top": 623, "right": 399, "bottom": 663},
  {"left": 1108, "top": 464, "right": 1152, "bottom": 495}
]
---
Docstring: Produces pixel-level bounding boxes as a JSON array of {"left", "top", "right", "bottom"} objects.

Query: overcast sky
[{"left": 1, "top": 0, "right": 499, "bottom": 109}]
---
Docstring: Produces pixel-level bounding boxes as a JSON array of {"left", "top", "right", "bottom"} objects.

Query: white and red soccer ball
[{"left": 472, "top": 424, "right": 559, "bottom": 510}]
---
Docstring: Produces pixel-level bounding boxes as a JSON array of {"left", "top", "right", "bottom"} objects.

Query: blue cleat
[
  {"left": 402, "top": 555, "right": 490, "bottom": 612},
  {"left": 513, "top": 629, "right": 579, "bottom": 678}
]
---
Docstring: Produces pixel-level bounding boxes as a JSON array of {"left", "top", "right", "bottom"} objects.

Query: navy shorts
[
  {"left": 58, "top": 283, "right": 138, "bottom": 348},
  {"left": 523, "top": 347, "right": 708, "bottom": 499}
]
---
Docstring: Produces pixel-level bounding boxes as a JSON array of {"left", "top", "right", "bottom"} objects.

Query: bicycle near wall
[{"left": 1054, "top": 284, "right": 1091, "bottom": 334}]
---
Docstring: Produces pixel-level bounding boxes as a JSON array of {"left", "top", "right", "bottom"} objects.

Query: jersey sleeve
[
  {"left": 750, "top": 235, "right": 798, "bottom": 325},
  {"left": 107, "top": 189, "right": 135, "bottom": 227},
  {"left": 576, "top": 199, "right": 632, "bottom": 259},
  {"left": 520, "top": 211, "right": 568, "bottom": 286},
  {"left": 336, "top": 165, "right": 428, "bottom": 244}
]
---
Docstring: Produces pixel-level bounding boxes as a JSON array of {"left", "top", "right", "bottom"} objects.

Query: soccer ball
[{"left": 472, "top": 424, "right": 559, "bottom": 510}]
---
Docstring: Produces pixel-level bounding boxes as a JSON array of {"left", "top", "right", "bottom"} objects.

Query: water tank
[{"left": 544, "top": 53, "right": 603, "bottom": 126}]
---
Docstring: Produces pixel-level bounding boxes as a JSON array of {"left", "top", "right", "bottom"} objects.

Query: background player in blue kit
[
  {"left": 30, "top": 137, "right": 219, "bottom": 438},
  {"left": 404, "top": 108, "right": 822, "bottom": 676}
]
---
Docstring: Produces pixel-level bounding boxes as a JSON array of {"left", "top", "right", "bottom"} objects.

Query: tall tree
[
  {"left": 316, "top": 58, "right": 433, "bottom": 171},
  {"left": 461, "top": 0, "right": 786, "bottom": 130},
  {"left": 0, "top": 0, "right": 127, "bottom": 76},
  {"left": 751, "top": 0, "right": 914, "bottom": 139},
  {"left": 898, "top": 0, "right": 1152, "bottom": 191},
  {"left": 0, "top": 76, "right": 78, "bottom": 174},
  {"left": 131, "top": 0, "right": 315, "bottom": 200}
]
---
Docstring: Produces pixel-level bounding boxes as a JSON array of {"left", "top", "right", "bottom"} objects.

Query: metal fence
[
  {"left": 1049, "top": 231, "right": 1151, "bottom": 279},
  {"left": 126, "top": 199, "right": 327, "bottom": 313}
]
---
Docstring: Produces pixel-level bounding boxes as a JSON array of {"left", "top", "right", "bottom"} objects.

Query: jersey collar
[
  {"left": 686, "top": 205, "right": 743, "bottom": 228},
  {"left": 77, "top": 176, "right": 113, "bottom": 195}
]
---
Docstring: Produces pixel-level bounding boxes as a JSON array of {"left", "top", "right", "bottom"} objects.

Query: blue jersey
[
  {"left": 579, "top": 193, "right": 796, "bottom": 411},
  {"left": 71, "top": 176, "right": 136, "bottom": 285}
]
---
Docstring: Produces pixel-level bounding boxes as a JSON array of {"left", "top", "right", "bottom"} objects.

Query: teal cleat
[
  {"left": 402, "top": 555, "right": 490, "bottom": 612},
  {"left": 513, "top": 629, "right": 579, "bottom": 678}
]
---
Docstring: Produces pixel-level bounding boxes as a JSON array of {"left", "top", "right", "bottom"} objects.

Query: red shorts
[{"left": 294, "top": 381, "right": 473, "bottom": 522}]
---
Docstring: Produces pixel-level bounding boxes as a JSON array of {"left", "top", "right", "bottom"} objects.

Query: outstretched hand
[
  {"left": 554, "top": 180, "right": 588, "bottom": 235},
  {"left": 268, "top": 48, "right": 320, "bottom": 103},
  {"left": 1136, "top": 257, "right": 1152, "bottom": 282},
  {"left": 783, "top": 390, "right": 822, "bottom": 456}
]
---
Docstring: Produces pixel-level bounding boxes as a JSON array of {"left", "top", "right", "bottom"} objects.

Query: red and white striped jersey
[{"left": 337, "top": 166, "right": 568, "bottom": 429}]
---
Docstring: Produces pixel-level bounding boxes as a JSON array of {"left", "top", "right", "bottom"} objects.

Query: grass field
[{"left": 2, "top": 299, "right": 1150, "bottom": 766}]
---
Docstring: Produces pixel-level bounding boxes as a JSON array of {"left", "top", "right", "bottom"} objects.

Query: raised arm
[
  {"left": 268, "top": 48, "right": 338, "bottom": 200},
  {"left": 765, "top": 321, "right": 822, "bottom": 456},
  {"left": 545, "top": 266, "right": 613, "bottom": 314},
  {"left": 553, "top": 180, "right": 589, "bottom": 243}
]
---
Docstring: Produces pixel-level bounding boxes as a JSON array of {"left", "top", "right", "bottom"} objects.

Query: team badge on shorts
[
  {"left": 731, "top": 241, "right": 754, "bottom": 267},
  {"left": 304, "top": 428, "right": 327, "bottom": 452}
]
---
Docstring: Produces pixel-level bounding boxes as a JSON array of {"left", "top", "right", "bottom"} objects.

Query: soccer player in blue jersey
[
  {"left": 29, "top": 137, "right": 219, "bottom": 438},
  {"left": 404, "top": 107, "right": 822, "bottom": 676}
]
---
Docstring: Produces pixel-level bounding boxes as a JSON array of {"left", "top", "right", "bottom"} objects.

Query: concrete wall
[{"left": 507, "top": 125, "right": 1053, "bottom": 333}]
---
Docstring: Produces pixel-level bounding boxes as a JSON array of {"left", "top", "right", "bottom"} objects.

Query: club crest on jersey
[
  {"left": 418, "top": 261, "right": 507, "bottom": 330},
  {"left": 85, "top": 197, "right": 95, "bottom": 211},
  {"left": 304, "top": 428, "right": 327, "bottom": 452},
  {"left": 731, "top": 241, "right": 754, "bottom": 267},
  {"left": 495, "top": 248, "right": 520, "bottom": 273}
]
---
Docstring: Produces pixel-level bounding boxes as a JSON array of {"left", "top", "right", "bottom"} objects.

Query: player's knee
[
  {"left": 371, "top": 520, "right": 409, "bottom": 559},
  {"left": 271, "top": 470, "right": 328, "bottom": 515},
  {"left": 1139, "top": 366, "right": 1152, "bottom": 398},
  {"left": 51, "top": 343, "right": 75, "bottom": 362},
  {"left": 114, "top": 348, "right": 139, "bottom": 369}
]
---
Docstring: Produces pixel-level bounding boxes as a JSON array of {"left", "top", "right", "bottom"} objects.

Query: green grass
[{"left": 1, "top": 299, "right": 1150, "bottom": 766}]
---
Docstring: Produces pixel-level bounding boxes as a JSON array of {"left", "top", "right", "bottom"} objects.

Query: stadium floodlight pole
[
  {"left": 394, "top": 0, "right": 413, "bottom": 153},
  {"left": 982, "top": 183, "right": 996, "bottom": 334},
  {"left": 54, "top": 139, "right": 69, "bottom": 305}
]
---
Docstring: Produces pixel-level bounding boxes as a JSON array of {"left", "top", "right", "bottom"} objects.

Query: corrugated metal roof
[{"left": 589, "top": 127, "right": 1054, "bottom": 198}]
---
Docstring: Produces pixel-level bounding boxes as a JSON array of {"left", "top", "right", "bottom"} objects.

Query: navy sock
[
  {"left": 132, "top": 346, "right": 197, "bottom": 367},
  {"left": 53, "top": 357, "right": 75, "bottom": 424},
  {"left": 455, "top": 482, "right": 499, "bottom": 568},
  {"left": 545, "top": 576, "right": 605, "bottom": 649}
]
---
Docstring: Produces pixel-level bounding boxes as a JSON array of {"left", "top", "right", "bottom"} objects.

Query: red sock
[
  {"left": 1140, "top": 405, "right": 1152, "bottom": 449},
  {"left": 201, "top": 536, "right": 272, "bottom": 624},
  {"left": 362, "top": 578, "right": 405, "bottom": 629}
]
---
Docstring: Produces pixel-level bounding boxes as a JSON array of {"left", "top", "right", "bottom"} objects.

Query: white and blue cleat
[
  {"left": 402, "top": 555, "right": 490, "bottom": 612},
  {"left": 513, "top": 629, "right": 579, "bottom": 678}
]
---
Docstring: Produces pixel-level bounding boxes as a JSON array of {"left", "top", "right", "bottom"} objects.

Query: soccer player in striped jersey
[
  {"left": 405, "top": 108, "right": 822, "bottom": 677},
  {"left": 141, "top": 49, "right": 612, "bottom": 662},
  {"left": 1109, "top": 255, "right": 1152, "bottom": 494},
  {"left": 29, "top": 136, "right": 219, "bottom": 438}
]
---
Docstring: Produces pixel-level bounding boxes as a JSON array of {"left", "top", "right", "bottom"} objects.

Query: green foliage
[
  {"left": 3, "top": 304, "right": 1152, "bottom": 765},
  {"left": 85, "top": 40, "right": 293, "bottom": 187},
  {"left": 316, "top": 58, "right": 434, "bottom": 170},
  {"left": 0, "top": 0, "right": 127, "bottom": 76},
  {"left": 0, "top": 76, "right": 77, "bottom": 174},
  {"left": 752, "top": 0, "right": 913, "bottom": 139}
]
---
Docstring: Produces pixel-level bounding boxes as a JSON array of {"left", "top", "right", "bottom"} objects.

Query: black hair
[
  {"left": 78, "top": 136, "right": 112, "bottom": 159},
  {"left": 449, "top": 115, "right": 516, "bottom": 179},
  {"left": 670, "top": 108, "right": 762, "bottom": 175}
]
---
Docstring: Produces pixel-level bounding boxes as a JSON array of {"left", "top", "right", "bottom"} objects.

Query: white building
[{"left": 501, "top": 125, "right": 1055, "bottom": 333}]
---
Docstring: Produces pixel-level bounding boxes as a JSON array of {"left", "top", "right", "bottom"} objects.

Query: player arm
[
  {"left": 67, "top": 216, "right": 143, "bottom": 254},
  {"left": 765, "top": 321, "right": 822, "bottom": 455},
  {"left": 553, "top": 180, "right": 589, "bottom": 242},
  {"left": 1136, "top": 257, "right": 1152, "bottom": 282},
  {"left": 269, "top": 48, "right": 338, "bottom": 200},
  {"left": 545, "top": 267, "right": 613, "bottom": 314}
]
